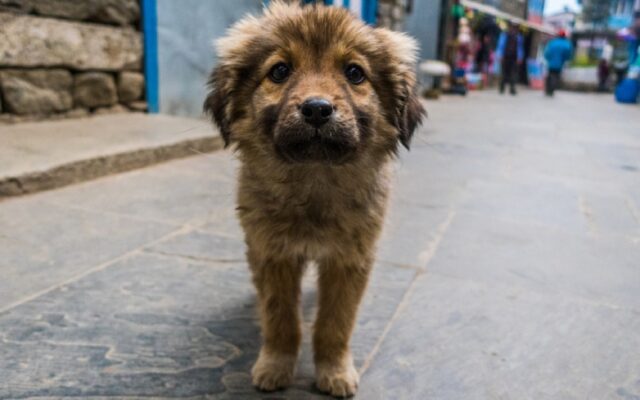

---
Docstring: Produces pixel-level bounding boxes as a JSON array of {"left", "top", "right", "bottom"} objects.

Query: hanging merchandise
[
  {"left": 452, "top": 2, "right": 465, "bottom": 18},
  {"left": 458, "top": 17, "right": 472, "bottom": 45}
]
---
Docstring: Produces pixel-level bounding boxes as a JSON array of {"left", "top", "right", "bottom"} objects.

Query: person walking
[
  {"left": 496, "top": 23, "right": 524, "bottom": 95},
  {"left": 544, "top": 30, "right": 573, "bottom": 96},
  {"left": 598, "top": 58, "right": 610, "bottom": 92}
]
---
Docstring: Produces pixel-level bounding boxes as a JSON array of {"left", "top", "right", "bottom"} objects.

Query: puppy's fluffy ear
[
  {"left": 399, "top": 91, "right": 425, "bottom": 150},
  {"left": 204, "top": 66, "right": 233, "bottom": 146},
  {"left": 204, "top": 14, "right": 267, "bottom": 146},
  {"left": 374, "top": 29, "right": 426, "bottom": 150}
]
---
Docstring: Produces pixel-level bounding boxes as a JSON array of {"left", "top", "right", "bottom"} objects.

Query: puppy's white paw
[
  {"left": 251, "top": 350, "right": 297, "bottom": 392},
  {"left": 315, "top": 356, "right": 359, "bottom": 398}
]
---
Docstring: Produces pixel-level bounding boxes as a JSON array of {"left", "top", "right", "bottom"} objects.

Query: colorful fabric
[{"left": 544, "top": 37, "right": 573, "bottom": 71}]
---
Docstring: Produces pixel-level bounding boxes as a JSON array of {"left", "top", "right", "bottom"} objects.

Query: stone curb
[{"left": 0, "top": 135, "right": 223, "bottom": 198}]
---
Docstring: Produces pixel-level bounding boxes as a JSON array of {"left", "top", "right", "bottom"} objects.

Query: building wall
[
  {"left": 155, "top": 0, "right": 263, "bottom": 117},
  {"left": 404, "top": 0, "right": 442, "bottom": 61},
  {"left": 0, "top": 0, "right": 145, "bottom": 123},
  {"left": 608, "top": 0, "right": 636, "bottom": 29},
  {"left": 476, "top": 0, "right": 527, "bottom": 19},
  {"left": 545, "top": 11, "right": 577, "bottom": 32},
  {"left": 154, "top": 0, "right": 380, "bottom": 118},
  {"left": 500, "top": 0, "right": 527, "bottom": 19}
]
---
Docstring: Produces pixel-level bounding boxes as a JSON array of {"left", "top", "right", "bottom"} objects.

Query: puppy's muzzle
[{"left": 276, "top": 97, "right": 356, "bottom": 164}]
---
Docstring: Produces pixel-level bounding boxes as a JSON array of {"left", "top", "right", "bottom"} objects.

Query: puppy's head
[{"left": 204, "top": 1, "right": 425, "bottom": 165}]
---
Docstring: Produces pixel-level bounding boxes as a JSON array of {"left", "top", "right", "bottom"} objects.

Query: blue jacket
[
  {"left": 496, "top": 32, "right": 524, "bottom": 62},
  {"left": 544, "top": 38, "right": 573, "bottom": 71}
]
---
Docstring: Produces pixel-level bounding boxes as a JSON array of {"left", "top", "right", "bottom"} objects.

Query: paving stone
[
  {"left": 582, "top": 193, "right": 640, "bottom": 238},
  {"left": 0, "top": 254, "right": 250, "bottom": 398},
  {"left": 0, "top": 196, "right": 176, "bottom": 308},
  {"left": 145, "top": 230, "right": 246, "bottom": 263},
  {"left": 377, "top": 202, "right": 453, "bottom": 267},
  {"left": 458, "top": 178, "right": 588, "bottom": 234},
  {"left": 426, "top": 211, "right": 640, "bottom": 308},
  {"left": 41, "top": 154, "right": 235, "bottom": 226},
  {"left": 1, "top": 90, "right": 639, "bottom": 399},
  {"left": 0, "top": 252, "right": 415, "bottom": 398},
  {"left": 358, "top": 273, "right": 640, "bottom": 400},
  {"left": 199, "top": 213, "right": 244, "bottom": 240}
]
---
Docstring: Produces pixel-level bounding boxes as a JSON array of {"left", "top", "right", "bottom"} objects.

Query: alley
[{"left": 1, "top": 90, "right": 639, "bottom": 399}]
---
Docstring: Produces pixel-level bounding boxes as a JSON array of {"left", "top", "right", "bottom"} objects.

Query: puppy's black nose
[{"left": 300, "top": 98, "right": 333, "bottom": 128}]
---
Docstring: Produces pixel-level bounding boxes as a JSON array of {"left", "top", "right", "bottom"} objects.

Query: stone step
[{"left": 0, "top": 113, "right": 222, "bottom": 198}]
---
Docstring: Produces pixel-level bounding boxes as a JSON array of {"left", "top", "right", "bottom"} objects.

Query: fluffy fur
[{"left": 204, "top": 2, "right": 424, "bottom": 397}]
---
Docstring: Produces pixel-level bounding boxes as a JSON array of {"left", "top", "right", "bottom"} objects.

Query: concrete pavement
[
  {"left": 1, "top": 90, "right": 639, "bottom": 399},
  {"left": 0, "top": 114, "right": 221, "bottom": 197}
]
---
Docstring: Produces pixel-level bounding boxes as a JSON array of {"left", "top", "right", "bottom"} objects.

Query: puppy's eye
[
  {"left": 345, "top": 64, "right": 365, "bottom": 84},
  {"left": 268, "top": 63, "right": 291, "bottom": 83}
]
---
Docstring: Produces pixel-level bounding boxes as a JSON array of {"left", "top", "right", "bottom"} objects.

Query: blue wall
[{"left": 155, "top": 0, "right": 263, "bottom": 117}]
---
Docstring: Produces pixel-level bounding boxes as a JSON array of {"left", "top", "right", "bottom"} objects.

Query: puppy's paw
[
  {"left": 251, "top": 350, "right": 297, "bottom": 392},
  {"left": 315, "top": 355, "right": 359, "bottom": 398}
]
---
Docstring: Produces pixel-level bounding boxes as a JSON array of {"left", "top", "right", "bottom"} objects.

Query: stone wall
[{"left": 0, "top": 0, "right": 145, "bottom": 123}]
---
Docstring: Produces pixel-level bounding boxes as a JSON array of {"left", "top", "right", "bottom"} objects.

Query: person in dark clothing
[
  {"left": 598, "top": 58, "right": 610, "bottom": 92},
  {"left": 496, "top": 23, "right": 524, "bottom": 95},
  {"left": 474, "top": 35, "right": 491, "bottom": 73}
]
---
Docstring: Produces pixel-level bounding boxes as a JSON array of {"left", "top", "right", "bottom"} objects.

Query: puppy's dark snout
[{"left": 300, "top": 98, "right": 333, "bottom": 128}]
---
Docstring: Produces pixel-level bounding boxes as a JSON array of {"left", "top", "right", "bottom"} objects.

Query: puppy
[{"left": 204, "top": 1, "right": 424, "bottom": 397}]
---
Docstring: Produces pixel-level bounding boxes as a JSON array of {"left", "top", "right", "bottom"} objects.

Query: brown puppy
[{"left": 204, "top": 1, "right": 424, "bottom": 397}]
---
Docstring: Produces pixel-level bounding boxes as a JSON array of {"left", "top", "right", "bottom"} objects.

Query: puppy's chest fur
[{"left": 237, "top": 162, "right": 391, "bottom": 258}]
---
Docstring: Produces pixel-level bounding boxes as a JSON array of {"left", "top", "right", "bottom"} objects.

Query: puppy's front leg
[
  {"left": 314, "top": 256, "right": 371, "bottom": 397},
  {"left": 249, "top": 249, "right": 305, "bottom": 391}
]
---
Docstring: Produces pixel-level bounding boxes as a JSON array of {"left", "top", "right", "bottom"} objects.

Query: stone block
[
  {"left": 0, "top": 69, "right": 73, "bottom": 115},
  {"left": 378, "top": 2, "right": 392, "bottom": 15},
  {"left": 0, "top": 0, "right": 28, "bottom": 11},
  {"left": 117, "top": 71, "right": 144, "bottom": 102},
  {"left": 0, "top": 12, "right": 142, "bottom": 70},
  {"left": 391, "top": 5, "right": 404, "bottom": 20},
  {"left": 127, "top": 101, "right": 148, "bottom": 112},
  {"left": 73, "top": 72, "right": 118, "bottom": 108},
  {"left": 64, "top": 108, "right": 90, "bottom": 119},
  {"left": 93, "top": 104, "right": 129, "bottom": 115},
  {"left": 25, "top": 0, "right": 140, "bottom": 26}
]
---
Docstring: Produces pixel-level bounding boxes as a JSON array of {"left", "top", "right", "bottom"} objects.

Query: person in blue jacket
[
  {"left": 496, "top": 23, "right": 524, "bottom": 95},
  {"left": 544, "top": 30, "right": 573, "bottom": 96}
]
